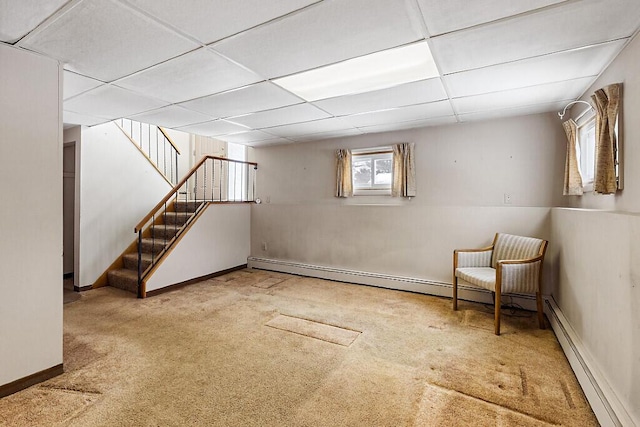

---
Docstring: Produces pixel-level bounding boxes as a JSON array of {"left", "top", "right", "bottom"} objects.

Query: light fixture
[{"left": 273, "top": 41, "right": 439, "bottom": 101}]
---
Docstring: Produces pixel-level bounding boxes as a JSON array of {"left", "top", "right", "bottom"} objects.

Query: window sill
[{"left": 353, "top": 189, "right": 391, "bottom": 196}]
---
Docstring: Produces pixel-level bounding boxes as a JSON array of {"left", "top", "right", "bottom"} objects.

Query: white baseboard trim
[
  {"left": 248, "top": 257, "right": 635, "bottom": 427},
  {"left": 247, "top": 257, "right": 538, "bottom": 311},
  {"left": 545, "top": 297, "right": 634, "bottom": 427}
]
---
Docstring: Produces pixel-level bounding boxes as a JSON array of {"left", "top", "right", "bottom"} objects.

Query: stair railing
[
  {"left": 133, "top": 155, "right": 258, "bottom": 297},
  {"left": 116, "top": 118, "right": 181, "bottom": 185}
]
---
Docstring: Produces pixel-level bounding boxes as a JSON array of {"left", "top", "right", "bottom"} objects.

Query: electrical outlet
[
  {"left": 503, "top": 193, "right": 512, "bottom": 205},
  {"left": 261, "top": 242, "right": 268, "bottom": 251}
]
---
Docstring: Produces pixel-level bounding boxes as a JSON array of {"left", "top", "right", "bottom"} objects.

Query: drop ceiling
[{"left": 2, "top": 0, "right": 639, "bottom": 146}]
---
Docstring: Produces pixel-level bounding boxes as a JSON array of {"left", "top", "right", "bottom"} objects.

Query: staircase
[{"left": 107, "top": 200, "right": 204, "bottom": 294}]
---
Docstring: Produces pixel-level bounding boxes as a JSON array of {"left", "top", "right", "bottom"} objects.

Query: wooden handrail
[
  {"left": 158, "top": 127, "right": 181, "bottom": 155},
  {"left": 134, "top": 155, "right": 258, "bottom": 232}
]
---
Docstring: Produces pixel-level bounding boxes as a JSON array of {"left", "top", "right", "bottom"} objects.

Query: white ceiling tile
[
  {"left": 63, "top": 110, "right": 110, "bottom": 127},
  {"left": 177, "top": 120, "right": 249, "bottom": 137},
  {"left": 358, "top": 116, "right": 458, "bottom": 134},
  {"left": 430, "top": 0, "right": 640, "bottom": 73},
  {"left": 0, "top": 0, "right": 69, "bottom": 43},
  {"left": 115, "top": 48, "right": 262, "bottom": 103},
  {"left": 129, "top": 105, "right": 214, "bottom": 128},
  {"left": 458, "top": 100, "right": 572, "bottom": 122},
  {"left": 443, "top": 40, "right": 627, "bottom": 98},
  {"left": 262, "top": 117, "right": 357, "bottom": 137},
  {"left": 179, "top": 82, "right": 302, "bottom": 118},
  {"left": 218, "top": 131, "right": 280, "bottom": 144},
  {"left": 126, "top": 0, "right": 319, "bottom": 44},
  {"left": 249, "top": 138, "right": 295, "bottom": 147},
  {"left": 292, "top": 128, "right": 364, "bottom": 142},
  {"left": 64, "top": 71, "right": 104, "bottom": 100},
  {"left": 229, "top": 104, "right": 331, "bottom": 129},
  {"left": 417, "top": 0, "right": 565, "bottom": 36},
  {"left": 64, "top": 85, "right": 168, "bottom": 119},
  {"left": 314, "top": 78, "right": 447, "bottom": 116},
  {"left": 451, "top": 77, "right": 594, "bottom": 114},
  {"left": 343, "top": 101, "right": 454, "bottom": 128},
  {"left": 212, "top": 0, "right": 424, "bottom": 78},
  {"left": 20, "top": 0, "right": 198, "bottom": 81}
]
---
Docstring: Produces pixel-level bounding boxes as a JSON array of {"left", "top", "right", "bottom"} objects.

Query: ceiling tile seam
[
  {"left": 301, "top": 76, "right": 444, "bottom": 104},
  {"left": 175, "top": 118, "right": 253, "bottom": 133},
  {"left": 440, "top": 37, "right": 631, "bottom": 77},
  {"left": 352, "top": 113, "right": 455, "bottom": 131},
  {"left": 457, "top": 98, "right": 578, "bottom": 117},
  {"left": 256, "top": 117, "right": 364, "bottom": 133},
  {"left": 115, "top": 0, "right": 210, "bottom": 49},
  {"left": 206, "top": 0, "right": 325, "bottom": 47},
  {"left": 422, "top": 37, "right": 461, "bottom": 122},
  {"left": 407, "top": 0, "right": 433, "bottom": 38},
  {"left": 14, "top": 0, "right": 83, "bottom": 47},
  {"left": 448, "top": 74, "right": 600, "bottom": 102},
  {"left": 330, "top": 99, "right": 452, "bottom": 120},
  {"left": 572, "top": 26, "right": 640, "bottom": 101},
  {"left": 222, "top": 101, "right": 309, "bottom": 121},
  {"left": 427, "top": 0, "right": 580, "bottom": 38},
  {"left": 237, "top": 38, "right": 429, "bottom": 83}
]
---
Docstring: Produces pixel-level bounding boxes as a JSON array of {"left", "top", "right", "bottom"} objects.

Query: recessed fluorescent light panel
[{"left": 273, "top": 42, "right": 439, "bottom": 101}]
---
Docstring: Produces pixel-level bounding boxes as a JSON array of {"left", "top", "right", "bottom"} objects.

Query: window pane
[
  {"left": 353, "top": 158, "right": 371, "bottom": 187},
  {"left": 374, "top": 158, "right": 392, "bottom": 185}
]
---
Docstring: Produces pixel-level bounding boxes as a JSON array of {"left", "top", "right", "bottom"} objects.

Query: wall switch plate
[
  {"left": 504, "top": 193, "right": 512, "bottom": 204},
  {"left": 261, "top": 242, "right": 267, "bottom": 251}
]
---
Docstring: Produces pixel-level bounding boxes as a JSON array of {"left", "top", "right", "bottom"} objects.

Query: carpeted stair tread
[
  {"left": 163, "top": 211, "right": 192, "bottom": 225},
  {"left": 107, "top": 268, "right": 138, "bottom": 293},
  {"left": 174, "top": 200, "right": 204, "bottom": 213},
  {"left": 140, "top": 238, "right": 166, "bottom": 255},
  {"left": 151, "top": 224, "right": 181, "bottom": 239},
  {"left": 122, "top": 252, "right": 156, "bottom": 271}
]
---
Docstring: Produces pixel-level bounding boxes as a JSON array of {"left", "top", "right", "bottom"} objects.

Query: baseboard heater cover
[
  {"left": 247, "top": 257, "right": 538, "bottom": 311},
  {"left": 545, "top": 298, "right": 632, "bottom": 427},
  {"left": 0, "top": 364, "right": 64, "bottom": 399}
]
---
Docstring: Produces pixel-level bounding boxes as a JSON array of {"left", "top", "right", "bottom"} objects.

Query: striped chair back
[{"left": 491, "top": 233, "right": 545, "bottom": 268}]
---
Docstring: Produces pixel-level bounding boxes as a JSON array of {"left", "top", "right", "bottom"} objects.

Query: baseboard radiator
[{"left": 247, "top": 256, "right": 633, "bottom": 427}]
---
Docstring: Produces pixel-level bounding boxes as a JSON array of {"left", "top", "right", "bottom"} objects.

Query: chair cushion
[
  {"left": 455, "top": 267, "right": 496, "bottom": 291},
  {"left": 492, "top": 233, "right": 543, "bottom": 268}
]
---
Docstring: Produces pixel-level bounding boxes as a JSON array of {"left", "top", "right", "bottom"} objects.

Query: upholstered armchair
[{"left": 453, "top": 233, "right": 548, "bottom": 335}]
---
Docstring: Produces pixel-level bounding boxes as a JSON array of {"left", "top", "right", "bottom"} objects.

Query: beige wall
[
  {"left": 552, "top": 33, "right": 640, "bottom": 426},
  {"left": 0, "top": 43, "right": 63, "bottom": 385},
  {"left": 250, "top": 112, "right": 566, "bottom": 289}
]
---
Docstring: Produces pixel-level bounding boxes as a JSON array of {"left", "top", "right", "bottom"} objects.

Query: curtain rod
[{"left": 558, "top": 100, "right": 594, "bottom": 120}]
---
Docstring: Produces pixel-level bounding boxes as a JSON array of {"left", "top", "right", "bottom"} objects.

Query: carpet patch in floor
[
  {"left": 252, "top": 277, "right": 285, "bottom": 289},
  {"left": 265, "top": 314, "right": 361, "bottom": 346}
]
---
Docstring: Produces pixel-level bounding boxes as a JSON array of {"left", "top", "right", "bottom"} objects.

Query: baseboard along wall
[
  {"left": 247, "top": 256, "right": 632, "bottom": 427},
  {"left": 0, "top": 364, "right": 63, "bottom": 399}
]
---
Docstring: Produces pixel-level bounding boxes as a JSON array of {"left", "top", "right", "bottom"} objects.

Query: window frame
[{"left": 351, "top": 146, "right": 393, "bottom": 196}]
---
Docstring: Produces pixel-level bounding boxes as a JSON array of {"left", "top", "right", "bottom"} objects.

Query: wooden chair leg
[
  {"left": 536, "top": 292, "right": 545, "bottom": 329},
  {"left": 494, "top": 286, "right": 501, "bottom": 335},
  {"left": 453, "top": 276, "right": 458, "bottom": 311}
]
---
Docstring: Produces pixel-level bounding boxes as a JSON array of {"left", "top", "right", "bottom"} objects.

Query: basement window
[
  {"left": 576, "top": 115, "right": 596, "bottom": 192},
  {"left": 351, "top": 147, "right": 392, "bottom": 195}
]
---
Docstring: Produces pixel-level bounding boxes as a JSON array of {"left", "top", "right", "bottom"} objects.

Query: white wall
[
  {"left": 0, "top": 43, "right": 63, "bottom": 385},
  {"left": 146, "top": 204, "right": 250, "bottom": 292},
  {"left": 250, "top": 113, "right": 565, "bottom": 290},
  {"left": 78, "top": 122, "right": 171, "bottom": 287},
  {"left": 551, "top": 33, "right": 640, "bottom": 426}
]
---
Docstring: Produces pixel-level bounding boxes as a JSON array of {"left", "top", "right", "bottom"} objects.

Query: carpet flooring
[{"left": 0, "top": 269, "right": 598, "bottom": 426}]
